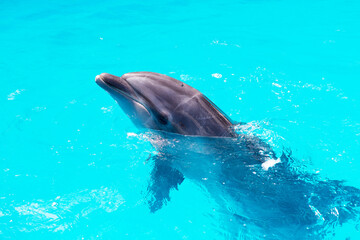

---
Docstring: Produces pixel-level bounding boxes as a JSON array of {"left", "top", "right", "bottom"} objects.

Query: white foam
[
  {"left": 211, "top": 73, "right": 222, "bottom": 78},
  {"left": 261, "top": 158, "right": 281, "bottom": 171},
  {"left": 7, "top": 89, "right": 24, "bottom": 100}
]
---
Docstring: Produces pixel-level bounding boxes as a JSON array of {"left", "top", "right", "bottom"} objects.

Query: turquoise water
[{"left": 1, "top": 0, "right": 360, "bottom": 239}]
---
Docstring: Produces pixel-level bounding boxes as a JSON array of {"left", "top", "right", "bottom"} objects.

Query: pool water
[{"left": 1, "top": 0, "right": 360, "bottom": 239}]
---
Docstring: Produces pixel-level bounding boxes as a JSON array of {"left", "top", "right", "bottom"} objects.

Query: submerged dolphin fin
[{"left": 147, "top": 155, "right": 184, "bottom": 212}]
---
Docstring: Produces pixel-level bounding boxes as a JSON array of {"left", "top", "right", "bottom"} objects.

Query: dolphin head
[{"left": 96, "top": 72, "right": 235, "bottom": 137}]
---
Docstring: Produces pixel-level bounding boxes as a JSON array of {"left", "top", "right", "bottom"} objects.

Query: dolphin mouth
[
  {"left": 96, "top": 73, "right": 126, "bottom": 93},
  {"left": 95, "top": 73, "right": 151, "bottom": 113},
  {"left": 95, "top": 73, "right": 137, "bottom": 101}
]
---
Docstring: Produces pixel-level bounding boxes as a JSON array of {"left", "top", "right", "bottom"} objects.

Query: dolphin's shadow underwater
[{"left": 95, "top": 72, "right": 360, "bottom": 239}]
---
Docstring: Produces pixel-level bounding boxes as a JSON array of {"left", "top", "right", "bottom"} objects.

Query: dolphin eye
[{"left": 158, "top": 113, "right": 168, "bottom": 125}]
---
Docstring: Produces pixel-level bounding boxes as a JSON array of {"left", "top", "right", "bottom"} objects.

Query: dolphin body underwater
[{"left": 96, "top": 72, "right": 360, "bottom": 239}]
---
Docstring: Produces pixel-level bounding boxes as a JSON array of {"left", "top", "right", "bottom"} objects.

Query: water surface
[{"left": 1, "top": 0, "right": 360, "bottom": 239}]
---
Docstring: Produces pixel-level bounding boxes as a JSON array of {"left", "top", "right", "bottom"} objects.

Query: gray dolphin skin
[{"left": 95, "top": 72, "right": 236, "bottom": 137}]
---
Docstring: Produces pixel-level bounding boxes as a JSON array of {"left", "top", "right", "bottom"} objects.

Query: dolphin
[
  {"left": 95, "top": 72, "right": 360, "bottom": 239},
  {"left": 95, "top": 71, "right": 275, "bottom": 206}
]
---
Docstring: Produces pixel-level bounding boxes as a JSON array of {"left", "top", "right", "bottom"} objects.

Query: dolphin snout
[
  {"left": 95, "top": 74, "right": 101, "bottom": 83},
  {"left": 95, "top": 73, "right": 134, "bottom": 96},
  {"left": 95, "top": 73, "right": 116, "bottom": 88},
  {"left": 95, "top": 73, "right": 109, "bottom": 83},
  {"left": 95, "top": 73, "right": 112, "bottom": 90}
]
